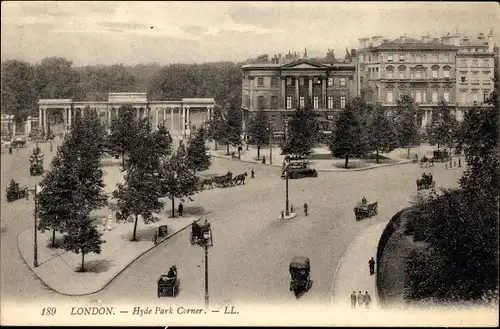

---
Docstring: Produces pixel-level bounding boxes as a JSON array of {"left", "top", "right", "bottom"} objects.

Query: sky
[{"left": 1, "top": 1, "right": 499, "bottom": 66}]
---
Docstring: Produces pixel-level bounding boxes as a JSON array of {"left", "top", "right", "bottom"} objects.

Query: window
[
  {"left": 399, "top": 68, "right": 405, "bottom": 79},
  {"left": 313, "top": 96, "right": 319, "bottom": 109},
  {"left": 299, "top": 96, "right": 304, "bottom": 108},
  {"left": 415, "top": 70, "right": 422, "bottom": 79},
  {"left": 369, "top": 55, "right": 372, "bottom": 62},
  {"left": 432, "top": 68, "right": 438, "bottom": 78},
  {"left": 340, "top": 77, "right": 346, "bottom": 87},
  {"left": 387, "top": 91, "right": 393, "bottom": 103},
  {"left": 445, "top": 53, "right": 450, "bottom": 62},
  {"left": 416, "top": 55, "right": 422, "bottom": 62},
  {"left": 387, "top": 54, "right": 393, "bottom": 62},
  {"left": 444, "top": 69, "right": 450, "bottom": 78},
  {"left": 287, "top": 77, "right": 292, "bottom": 85},
  {"left": 258, "top": 77, "right": 264, "bottom": 86},
  {"left": 483, "top": 91, "right": 490, "bottom": 102},
  {"left": 399, "top": 54, "right": 405, "bottom": 62},
  {"left": 483, "top": 59, "right": 490, "bottom": 67},
  {"left": 472, "top": 91, "right": 479, "bottom": 102},
  {"left": 328, "top": 96, "right": 334, "bottom": 109},
  {"left": 387, "top": 70, "right": 393, "bottom": 79},
  {"left": 432, "top": 91, "right": 438, "bottom": 103},
  {"left": 271, "top": 77, "right": 278, "bottom": 87},
  {"left": 415, "top": 91, "right": 422, "bottom": 103},
  {"left": 299, "top": 78, "right": 305, "bottom": 86},
  {"left": 422, "top": 91, "right": 427, "bottom": 103},
  {"left": 271, "top": 96, "right": 278, "bottom": 109},
  {"left": 460, "top": 73, "right": 466, "bottom": 83},
  {"left": 286, "top": 96, "right": 292, "bottom": 109},
  {"left": 461, "top": 59, "right": 467, "bottom": 67},
  {"left": 340, "top": 96, "right": 346, "bottom": 109},
  {"left": 432, "top": 54, "right": 438, "bottom": 62},
  {"left": 443, "top": 91, "right": 450, "bottom": 102},
  {"left": 472, "top": 71, "right": 479, "bottom": 83},
  {"left": 472, "top": 59, "right": 478, "bottom": 67},
  {"left": 258, "top": 95, "right": 265, "bottom": 109},
  {"left": 328, "top": 77, "right": 334, "bottom": 87}
]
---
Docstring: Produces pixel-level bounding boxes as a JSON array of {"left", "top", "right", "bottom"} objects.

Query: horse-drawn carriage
[
  {"left": 419, "top": 155, "right": 434, "bottom": 168},
  {"left": 289, "top": 256, "right": 311, "bottom": 298},
  {"left": 353, "top": 199, "right": 378, "bottom": 221},
  {"left": 157, "top": 265, "right": 179, "bottom": 298},
  {"left": 6, "top": 179, "right": 27, "bottom": 202},
  {"left": 190, "top": 220, "right": 212, "bottom": 245},
  {"left": 11, "top": 137, "right": 26, "bottom": 148},
  {"left": 416, "top": 173, "right": 435, "bottom": 190},
  {"left": 281, "top": 155, "right": 318, "bottom": 179},
  {"left": 433, "top": 150, "right": 450, "bottom": 163},
  {"left": 199, "top": 172, "right": 248, "bottom": 190},
  {"left": 29, "top": 147, "right": 44, "bottom": 176}
]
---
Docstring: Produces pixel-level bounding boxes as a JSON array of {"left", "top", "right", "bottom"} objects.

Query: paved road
[{"left": 1, "top": 143, "right": 464, "bottom": 310}]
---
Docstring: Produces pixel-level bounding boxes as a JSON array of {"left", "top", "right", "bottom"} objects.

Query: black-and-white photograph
[{"left": 1, "top": 1, "right": 498, "bottom": 326}]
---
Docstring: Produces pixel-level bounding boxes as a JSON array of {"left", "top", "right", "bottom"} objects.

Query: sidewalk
[
  {"left": 18, "top": 212, "right": 200, "bottom": 296},
  {"left": 331, "top": 221, "right": 387, "bottom": 309},
  {"left": 210, "top": 144, "right": 413, "bottom": 172}
]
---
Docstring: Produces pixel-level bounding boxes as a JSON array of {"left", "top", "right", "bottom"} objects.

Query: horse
[
  {"left": 199, "top": 178, "right": 214, "bottom": 190},
  {"left": 233, "top": 172, "right": 248, "bottom": 185}
]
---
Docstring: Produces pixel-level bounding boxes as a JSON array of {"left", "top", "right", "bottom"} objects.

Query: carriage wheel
[{"left": 157, "top": 290, "right": 161, "bottom": 298}]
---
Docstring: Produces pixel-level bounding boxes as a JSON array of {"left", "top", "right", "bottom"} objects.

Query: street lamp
[
  {"left": 284, "top": 162, "right": 290, "bottom": 216},
  {"left": 26, "top": 185, "right": 42, "bottom": 267},
  {"left": 193, "top": 220, "right": 213, "bottom": 310},
  {"left": 267, "top": 125, "right": 273, "bottom": 165}
]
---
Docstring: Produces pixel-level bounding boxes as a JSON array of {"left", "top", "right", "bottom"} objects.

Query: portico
[{"left": 38, "top": 93, "right": 215, "bottom": 138}]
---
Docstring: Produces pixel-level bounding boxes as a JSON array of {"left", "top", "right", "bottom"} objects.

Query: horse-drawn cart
[
  {"left": 354, "top": 201, "right": 378, "bottom": 221},
  {"left": 6, "top": 180, "right": 27, "bottom": 202},
  {"left": 417, "top": 173, "right": 435, "bottom": 190},
  {"left": 157, "top": 266, "right": 179, "bottom": 298}
]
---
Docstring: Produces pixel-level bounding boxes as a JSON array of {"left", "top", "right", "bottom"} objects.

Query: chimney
[
  {"left": 487, "top": 30, "right": 495, "bottom": 51},
  {"left": 478, "top": 32, "right": 485, "bottom": 41},
  {"left": 351, "top": 49, "right": 357, "bottom": 58},
  {"left": 371, "top": 36, "right": 383, "bottom": 47},
  {"left": 453, "top": 32, "right": 461, "bottom": 46}
]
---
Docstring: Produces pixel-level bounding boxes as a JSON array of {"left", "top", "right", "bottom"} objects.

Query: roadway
[{"left": 1, "top": 142, "right": 465, "bottom": 309}]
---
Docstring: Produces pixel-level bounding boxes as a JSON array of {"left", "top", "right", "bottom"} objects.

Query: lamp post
[
  {"left": 268, "top": 125, "right": 273, "bottom": 165},
  {"left": 26, "top": 185, "right": 42, "bottom": 267},
  {"left": 193, "top": 220, "right": 213, "bottom": 310},
  {"left": 285, "top": 163, "right": 290, "bottom": 216}
]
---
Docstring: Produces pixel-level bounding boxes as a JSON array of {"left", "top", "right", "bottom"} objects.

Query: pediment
[{"left": 281, "top": 59, "right": 327, "bottom": 69}]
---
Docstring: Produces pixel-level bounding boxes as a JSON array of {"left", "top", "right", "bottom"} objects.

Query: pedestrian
[
  {"left": 290, "top": 204, "right": 294, "bottom": 213},
  {"left": 178, "top": 202, "right": 184, "bottom": 217},
  {"left": 350, "top": 291, "right": 357, "bottom": 309},
  {"left": 8, "top": 145, "right": 12, "bottom": 155},
  {"left": 303, "top": 203, "right": 308, "bottom": 216},
  {"left": 262, "top": 155, "right": 266, "bottom": 164},
  {"left": 458, "top": 158, "right": 461, "bottom": 167},
  {"left": 357, "top": 291, "right": 365, "bottom": 307},
  {"left": 369, "top": 257, "right": 375, "bottom": 276},
  {"left": 153, "top": 231, "right": 158, "bottom": 245},
  {"left": 281, "top": 210, "right": 285, "bottom": 219},
  {"left": 50, "top": 142, "right": 53, "bottom": 152},
  {"left": 364, "top": 291, "right": 372, "bottom": 308},
  {"left": 251, "top": 169, "right": 255, "bottom": 178}
]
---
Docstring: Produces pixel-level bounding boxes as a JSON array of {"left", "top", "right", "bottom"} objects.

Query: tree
[
  {"left": 108, "top": 105, "right": 140, "bottom": 167},
  {"left": 247, "top": 108, "right": 270, "bottom": 159},
  {"left": 226, "top": 104, "right": 242, "bottom": 155},
  {"left": 185, "top": 126, "right": 211, "bottom": 172},
  {"left": 207, "top": 107, "right": 229, "bottom": 151},
  {"left": 34, "top": 57, "right": 80, "bottom": 99},
  {"left": 328, "top": 104, "right": 365, "bottom": 168},
  {"left": 393, "top": 94, "right": 420, "bottom": 159},
  {"left": 158, "top": 146, "right": 199, "bottom": 218},
  {"left": 152, "top": 125, "right": 173, "bottom": 158},
  {"left": 366, "top": 105, "right": 397, "bottom": 163},
  {"left": 426, "top": 101, "right": 458, "bottom": 149},
  {"left": 62, "top": 213, "right": 105, "bottom": 272},
  {"left": 280, "top": 101, "right": 319, "bottom": 156}
]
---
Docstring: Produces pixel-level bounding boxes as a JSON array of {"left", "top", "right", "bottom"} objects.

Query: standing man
[
  {"left": 251, "top": 169, "right": 255, "bottom": 179},
  {"left": 303, "top": 203, "right": 308, "bottom": 216},
  {"left": 357, "top": 291, "right": 364, "bottom": 307},
  {"left": 178, "top": 202, "right": 184, "bottom": 217},
  {"left": 350, "top": 291, "right": 357, "bottom": 309},
  {"left": 369, "top": 257, "right": 375, "bottom": 276},
  {"left": 8, "top": 144, "right": 12, "bottom": 155},
  {"left": 364, "top": 291, "right": 372, "bottom": 308}
]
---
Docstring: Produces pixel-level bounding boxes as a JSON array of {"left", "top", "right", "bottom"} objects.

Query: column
[
  {"left": 26, "top": 116, "right": 32, "bottom": 135},
  {"left": 308, "top": 76, "right": 313, "bottom": 100},
  {"left": 81, "top": 108, "right": 84, "bottom": 117},
  {"left": 180, "top": 107, "right": 184, "bottom": 135},
  {"left": 68, "top": 107, "right": 72, "bottom": 129},
  {"left": 38, "top": 108, "right": 42, "bottom": 130},
  {"left": 186, "top": 107, "right": 190, "bottom": 136},
  {"left": 107, "top": 109, "right": 111, "bottom": 125},
  {"left": 63, "top": 108, "right": 67, "bottom": 132},
  {"left": 295, "top": 77, "right": 299, "bottom": 106},
  {"left": 153, "top": 108, "right": 158, "bottom": 129},
  {"left": 43, "top": 108, "right": 48, "bottom": 134},
  {"left": 322, "top": 77, "right": 327, "bottom": 109},
  {"left": 281, "top": 77, "right": 286, "bottom": 109},
  {"left": 170, "top": 108, "right": 174, "bottom": 131},
  {"left": 12, "top": 121, "right": 16, "bottom": 136}
]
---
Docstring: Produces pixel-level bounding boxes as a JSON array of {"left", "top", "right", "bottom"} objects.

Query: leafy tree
[
  {"left": 207, "top": 107, "right": 229, "bottom": 151},
  {"left": 152, "top": 124, "right": 173, "bottom": 158},
  {"left": 280, "top": 101, "right": 319, "bottom": 156},
  {"left": 426, "top": 101, "right": 458, "bottom": 149},
  {"left": 393, "top": 94, "right": 420, "bottom": 159},
  {"left": 366, "top": 105, "right": 397, "bottom": 163},
  {"left": 62, "top": 214, "right": 105, "bottom": 272},
  {"left": 186, "top": 126, "right": 211, "bottom": 172},
  {"left": 328, "top": 104, "right": 365, "bottom": 168},
  {"left": 108, "top": 105, "right": 140, "bottom": 167},
  {"left": 246, "top": 108, "right": 270, "bottom": 159},
  {"left": 158, "top": 146, "right": 199, "bottom": 218},
  {"left": 226, "top": 104, "right": 242, "bottom": 155},
  {"left": 33, "top": 57, "right": 80, "bottom": 99}
]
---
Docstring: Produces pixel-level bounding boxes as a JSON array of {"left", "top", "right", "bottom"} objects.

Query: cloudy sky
[{"left": 1, "top": 1, "right": 499, "bottom": 66}]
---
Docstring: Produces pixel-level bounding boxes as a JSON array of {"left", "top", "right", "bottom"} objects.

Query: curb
[
  {"left": 211, "top": 154, "right": 413, "bottom": 172},
  {"left": 17, "top": 217, "right": 201, "bottom": 296}
]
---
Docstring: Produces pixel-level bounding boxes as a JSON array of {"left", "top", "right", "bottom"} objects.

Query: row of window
[
  {"left": 385, "top": 90, "right": 451, "bottom": 103},
  {"left": 385, "top": 66, "right": 452, "bottom": 79},
  {"left": 361, "top": 52, "right": 453, "bottom": 63},
  {"left": 254, "top": 95, "right": 346, "bottom": 110},
  {"left": 459, "top": 90, "right": 491, "bottom": 103},
  {"left": 459, "top": 58, "right": 491, "bottom": 68},
  {"left": 253, "top": 76, "right": 348, "bottom": 88},
  {"left": 459, "top": 71, "right": 492, "bottom": 84}
]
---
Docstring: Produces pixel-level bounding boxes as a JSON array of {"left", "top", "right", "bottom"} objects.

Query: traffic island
[
  {"left": 17, "top": 214, "right": 200, "bottom": 296},
  {"left": 278, "top": 212, "right": 297, "bottom": 220}
]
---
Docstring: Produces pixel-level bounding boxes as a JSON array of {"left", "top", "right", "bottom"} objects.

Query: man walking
[
  {"left": 251, "top": 169, "right": 255, "bottom": 178},
  {"left": 303, "top": 203, "right": 308, "bottom": 216},
  {"left": 364, "top": 291, "right": 372, "bottom": 308},
  {"left": 178, "top": 202, "right": 184, "bottom": 217},
  {"left": 357, "top": 291, "right": 364, "bottom": 307},
  {"left": 8, "top": 145, "right": 12, "bottom": 155},
  {"left": 369, "top": 257, "right": 375, "bottom": 276},
  {"left": 350, "top": 291, "right": 357, "bottom": 309}
]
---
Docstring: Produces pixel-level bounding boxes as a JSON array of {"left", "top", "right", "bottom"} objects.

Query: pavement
[{"left": 17, "top": 212, "right": 199, "bottom": 295}]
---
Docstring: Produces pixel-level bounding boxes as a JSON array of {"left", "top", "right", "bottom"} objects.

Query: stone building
[{"left": 241, "top": 50, "right": 357, "bottom": 137}]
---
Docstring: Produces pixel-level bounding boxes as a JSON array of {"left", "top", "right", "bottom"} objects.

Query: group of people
[{"left": 350, "top": 291, "right": 372, "bottom": 309}]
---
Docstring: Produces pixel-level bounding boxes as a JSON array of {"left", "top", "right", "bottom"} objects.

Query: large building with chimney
[
  {"left": 241, "top": 49, "right": 357, "bottom": 137},
  {"left": 356, "top": 31, "right": 496, "bottom": 127}
]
